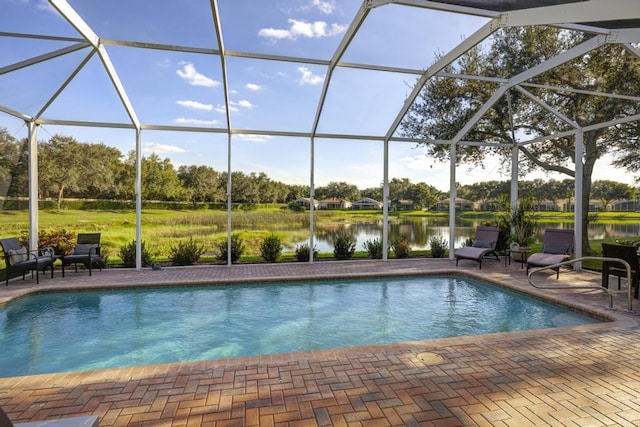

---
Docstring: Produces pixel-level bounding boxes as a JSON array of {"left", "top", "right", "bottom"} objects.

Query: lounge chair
[
  {"left": 454, "top": 226, "right": 500, "bottom": 269},
  {"left": 0, "top": 238, "right": 54, "bottom": 286},
  {"left": 61, "top": 233, "right": 103, "bottom": 277},
  {"left": 526, "top": 229, "right": 574, "bottom": 278},
  {"left": 601, "top": 243, "right": 639, "bottom": 299}
]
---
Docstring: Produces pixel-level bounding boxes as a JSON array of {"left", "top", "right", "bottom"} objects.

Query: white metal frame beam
[{"left": 49, "top": 0, "right": 140, "bottom": 130}]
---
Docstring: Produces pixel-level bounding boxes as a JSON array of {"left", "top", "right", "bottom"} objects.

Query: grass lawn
[{"left": 0, "top": 208, "right": 638, "bottom": 268}]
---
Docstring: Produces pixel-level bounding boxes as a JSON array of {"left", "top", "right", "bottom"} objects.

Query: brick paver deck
[{"left": 1, "top": 258, "right": 639, "bottom": 426}]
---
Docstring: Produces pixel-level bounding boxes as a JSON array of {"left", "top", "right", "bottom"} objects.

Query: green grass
[{"left": 1, "top": 208, "right": 638, "bottom": 267}]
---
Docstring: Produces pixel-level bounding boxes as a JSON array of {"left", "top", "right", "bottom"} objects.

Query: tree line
[
  {"left": 1, "top": 129, "right": 636, "bottom": 211},
  {"left": 0, "top": 130, "right": 444, "bottom": 209}
]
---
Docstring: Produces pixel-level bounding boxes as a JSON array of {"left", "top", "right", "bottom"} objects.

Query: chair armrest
[{"left": 38, "top": 247, "right": 55, "bottom": 257}]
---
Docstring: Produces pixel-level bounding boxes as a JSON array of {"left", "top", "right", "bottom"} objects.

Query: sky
[{"left": 0, "top": 0, "right": 636, "bottom": 193}]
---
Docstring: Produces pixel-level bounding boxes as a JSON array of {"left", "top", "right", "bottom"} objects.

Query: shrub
[
  {"left": 333, "top": 231, "right": 356, "bottom": 260},
  {"left": 363, "top": 238, "right": 385, "bottom": 259},
  {"left": 169, "top": 237, "right": 206, "bottom": 265},
  {"left": 391, "top": 237, "right": 412, "bottom": 259},
  {"left": 287, "top": 201, "right": 305, "bottom": 212},
  {"left": 429, "top": 235, "right": 448, "bottom": 258},
  {"left": 260, "top": 234, "right": 283, "bottom": 263},
  {"left": 215, "top": 233, "right": 245, "bottom": 263},
  {"left": 119, "top": 240, "right": 155, "bottom": 267},
  {"left": 294, "top": 243, "right": 318, "bottom": 262},
  {"left": 20, "top": 229, "right": 77, "bottom": 255}
]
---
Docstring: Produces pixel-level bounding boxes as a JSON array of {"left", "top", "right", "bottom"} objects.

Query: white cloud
[
  {"left": 173, "top": 118, "right": 219, "bottom": 126},
  {"left": 298, "top": 67, "right": 324, "bottom": 85},
  {"left": 215, "top": 104, "right": 239, "bottom": 113},
  {"left": 36, "top": 0, "right": 57, "bottom": 13},
  {"left": 258, "top": 19, "right": 346, "bottom": 41},
  {"left": 143, "top": 142, "right": 187, "bottom": 154},
  {"left": 176, "top": 100, "right": 213, "bottom": 111},
  {"left": 176, "top": 63, "right": 220, "bottom": 87},
  {"left": 232, "top": 100, "right": 255, "bottom": 109},
  {"left": 310, "top": 0, "right": 335, "bottom": 14},
  {"left": 235, "top": 134, "right": 274, "bottom": 143},
  {"left": 246, "top": 83, "right": 261, "bottom": 91}
]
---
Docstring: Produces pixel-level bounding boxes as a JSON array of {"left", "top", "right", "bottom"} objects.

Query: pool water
[{"left": 0, "top": 276, "right": 599, "bottom": 377}]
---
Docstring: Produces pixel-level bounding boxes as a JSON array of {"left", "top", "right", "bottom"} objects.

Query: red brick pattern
[{"left": 1, "top": 259, "right": 639, "bottom": 426}]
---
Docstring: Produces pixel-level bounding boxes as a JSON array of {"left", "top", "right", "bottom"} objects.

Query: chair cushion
[
  {"left": 543, "top": 244, "right": 569, "bottom": 254},
  {"left": 74, "top": 244, "right": 97, "bottom": 255},
  {"left": 473, "top": 240, "right": 494, "bottom": 248},
  {"left": 8, "top": 247, "right": 28, "bottom": 264}
]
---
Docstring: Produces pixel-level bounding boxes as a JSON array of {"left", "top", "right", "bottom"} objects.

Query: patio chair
[
  {"left": 454, "top": 226, "right": 500, "bottom": 269},
  {"left": 526, "top": 229, "right": 574, "bottom": 278},
  {"left": 601, "top": 243, "right": 639, "bottom": 299},
  {"left": 0, "top": 237, "right": 54, "bottom": 286},
  {"left": 61, "top": 233, "right": 103, "bottom": 277}
]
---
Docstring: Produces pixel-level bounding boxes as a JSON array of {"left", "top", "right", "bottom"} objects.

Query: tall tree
[
  {"left": 0, "top": 128, "right": 22, "bottom": 197},
  {"left": 315, "top": 181, "right": 360, "bottom": 201},
  {"left": 38, "top": 135, "right": 83, "bottom": 208},
  {"left": 401, "top": 27, "right": 640, "bottom": 254},
  {"left": 178, "top": 165, "right": 225, "bottom": 204},
  {"left": 77, "top": 143, "right": 125, "bottom": 199},
  {"left": 141, "top": 154, "right": 188, "bottom": 202},
  {"left": 591, "top": 180, "right": 635, "bottom": 209}
]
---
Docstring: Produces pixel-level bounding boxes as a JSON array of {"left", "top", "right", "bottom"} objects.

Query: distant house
[
  {"left": 393, "top": 199, "right": 414, "bottom": 211},
  {"left": 318, "top": 197, "right": 352, "bottom": 210},
  {"left": 294, "top": 197, "right": 318, "bottom": 209},
  {"left": 435, "top": 198, "right": 474, "bottom": 211},
  {"left": 561, "top": 199, "right": 605, "bottom": 212},
  {"left": 612, "top": 199, "right": 639, "bottom": 212},
  {"left": 352, "top": 197, "right": 383, "bottom": 210},
  {"left": 532, "top": 200, "right": 558, "bottom": 212}
]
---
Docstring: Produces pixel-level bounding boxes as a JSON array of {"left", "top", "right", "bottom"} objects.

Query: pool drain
[{"left": 416, "top": 352, "right": 444, "bottom": 365}]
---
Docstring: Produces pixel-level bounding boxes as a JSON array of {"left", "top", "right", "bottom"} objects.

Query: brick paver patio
[{"left": 1, "top": 258, "right": 639, "bottom": 426}]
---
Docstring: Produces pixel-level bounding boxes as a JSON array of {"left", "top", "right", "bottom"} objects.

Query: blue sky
[{"left": 0, "top": 0, "right": 634, "bottom": 192}]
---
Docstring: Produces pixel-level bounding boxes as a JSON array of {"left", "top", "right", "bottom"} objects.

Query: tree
[
  {"left": 77, "top": 143, "right": 126, "bottom": 199},
  {"left": 388, "top": 178, "right": 412, "bottom": 202},
  {"left": 145, "top": 154, "right": 189, "bottom": 201},
  {"left": 178, "top": 165, "right": 225, "bottom": 204},
  {"left": 360, "top": 186, "right": 382, "bottom": 201},
  {"left": 38, "top": 135, "right": 83, "bottom": 208},
  {"left": 401, "top": 27, "right": 640, "bottom": 254},
  {"left": 591, "top": 180, "right": 635, "bottom": 209},
  {"left": 315, "top": 181, "right": 360, "bottom": 201},
  {"left": 0, "top": 128, "right": 24, "bottom": 198},
  {"left": 406, "top": 182, "right": 441, "bottom": 210}
]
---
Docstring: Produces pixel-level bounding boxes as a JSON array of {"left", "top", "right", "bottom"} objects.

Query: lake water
[{"left": 289, "top": 218, "right": 640, "bottom": 253}]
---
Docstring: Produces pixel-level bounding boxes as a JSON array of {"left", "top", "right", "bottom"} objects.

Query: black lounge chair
[
  {"left": 601, "top": 243, "right": 639, "bottom": 299},
  {"left": 454, "top": 226, "right": 501, "bottom": 269},
  {"left": 61, "top": 233, "right": 103, "bottom": 277},
  {"left": 0, "top": 237, "right": 54, "bottom": 286},
  {"left": 526, "top": 229, "right": 574, "bottom": 278}
]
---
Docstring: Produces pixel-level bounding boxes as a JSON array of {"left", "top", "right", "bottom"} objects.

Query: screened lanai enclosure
[{"left": 1, "top": 0, "right": 639, "bottom": 268}]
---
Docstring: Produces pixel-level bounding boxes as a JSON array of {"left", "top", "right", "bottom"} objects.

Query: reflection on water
[{"left": 288, "top": 218, "right": 640, "bottom": 253}]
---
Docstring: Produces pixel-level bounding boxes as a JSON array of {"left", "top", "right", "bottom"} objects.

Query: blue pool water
[{"left": 0, "top": 276, "right": 599, "bottom": 377}]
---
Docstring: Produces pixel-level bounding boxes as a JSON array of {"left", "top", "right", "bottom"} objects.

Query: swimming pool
[{"left": 0, "top": 275, "right": 599, "bottom": 377}]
